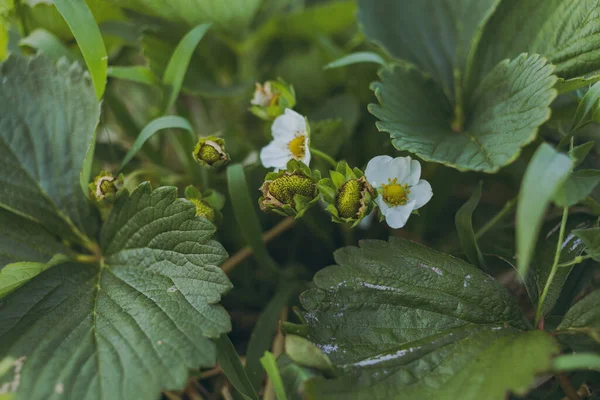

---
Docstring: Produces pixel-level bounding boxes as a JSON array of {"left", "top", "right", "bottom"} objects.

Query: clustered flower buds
[
  {"left": 259, "top": 160, "right": 320, "bottom": 218},
  {"left": 184, "top": 185, "right": 225, "bottom": 226},
  {"left": 250, "top": 80, "right": 296, "bottom": 121},
  {"left": 193, "top": 136, "right": 229, "bottom": 168},
  {"left": 251, "top": 78, "right": 433, "bottom": 229},
  {"left": 318, "top": 162, "right": 376, "bottom": 227}
]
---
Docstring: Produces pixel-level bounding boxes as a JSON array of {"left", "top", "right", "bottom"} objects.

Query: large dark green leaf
[
  {"left": 0, "top": 54, "right": 100, "bottom": 242},
  {"left": 358, "top": 0, "right": 500, "bottom": 99},
  {"left": 470, "top": 0, "right": 600, "bottom": 90},
  {"left": 370, "top": 54, "right": 557, "bottom": 172},
  {"left": 297, "top": 238, "right": 558, "bottom": 399},
  {"left": 0, "top": 183, "right": 232, "bottom": 400}
]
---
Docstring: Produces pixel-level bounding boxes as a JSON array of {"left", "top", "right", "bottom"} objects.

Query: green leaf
[
  {"left": 226, "top": 164, "right": 277, "bottom": 273},
  {"left": 471, "top": 0, "right": 600, "bottom": 88},
  {"left": 571, "top": 81, "right": 600, "bottom": 132},
  {"left": 516, "top": 143, "right": 572, "bottom": 276},
  {"left": 261, "top": 352, "right": 288, "bottom": 400},
  {"left": 556, "top": 289, "right": 600, "bottom": 350},
  {"left": 0, "top": 22, "right": 7, "bottom": 62},
  {"left": 0, "top": 209, "right": 67, "bottom": 268},
  {"left": 298, "top": 238, "right": 556, "bottom": 399},
  {"left": 455, "top": 182, "right": 486, "bottom": 269},
  {"left": 246, "top": 285, "right": 297, "bottom": 392},
  {"left": 357, "top": 0, "right": 500, "bottom": 99},
  {"left": 277, "top": 355, "right": 318, "bottom": 400},
  {"left": 554, "top": 170, "right": 600, "bottom": 207},
  {"left": 0, "top": 54, "right": 100, "bottom": 242},
  {"left": 553, "top": 353, "right": 600, "bottom": 372},
  {"left": 0, "top": 255, "right": 68, "bottom": 298},
  {"left": 370, "top": 54, "right": 557, "bottom": 172},
  {"left": 573, "top": 228, "right": 600, "bottom": 261},
  {"left": 0, "top": 183, "right": 232, "bottom": 400},
  {"left": 53, "top": 0, "right": 108, "bottom": 99},
  {"left": 119, "top": 116, "right": 195, "bottom": 172},
  {"left": 107, "top": 66, "right": 158, "bottom": 86},
  {"left": 216, "top": 334, "right": 259, "bottom": 400},
  {"left": 19, "top": 28, "right": 76, "bottom": 61},
  {"left": 162, "top": 23, "right": 210, "bottom": 113},
  {"left": 532, "top": 217, "right": 589, "bottom": 317},
  {"left": 569, "top": 141, "right": 595, "bottom": 167},
  {"left": 106, "top": 0, "right": 261, "bottom": 31},
  {"left": 556, "top": 74, "right": 600, "bottom": 94},
  {"left": 324, "top": 52, "right": 386, "bottom": 70}
]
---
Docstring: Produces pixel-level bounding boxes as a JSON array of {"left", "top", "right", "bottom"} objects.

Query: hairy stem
[{"left": 535, "top": 206, "right": 569, "bottom": 327}]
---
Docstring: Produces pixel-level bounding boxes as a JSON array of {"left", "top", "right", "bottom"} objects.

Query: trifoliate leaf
[
  {"left": 0, "top": 54, "right": 100, "bottom": 242},
  {"left": 0, "top": 183, "right": 232, "bottom": 400},
  {"left": 298, "top": 238, "right": 558, "bottom": 400},
  {"left": 370, "top": 54, "right": 557, "bottom": 172}
]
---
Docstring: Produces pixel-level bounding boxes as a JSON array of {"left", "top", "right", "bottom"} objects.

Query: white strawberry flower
[
  {"left": 251, "top": 81, "right": 275, "bottom": 107},
  {"left": 260, "top": 108, "right": 311, "bottom": 170},
  {"left": 365, "top": 155, "right": 433, "bottom": 229}
]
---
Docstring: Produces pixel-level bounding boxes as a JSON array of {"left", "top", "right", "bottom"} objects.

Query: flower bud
[
  {"left": 89, "top": 171, "right": 123, "bottom": 203},
  {"left": 259, "top": 159, "right": 320, "bottom": 218},
  {"left": 184, "top": 185, "right": 225, "bottom": 226},
  {"left": 250, "top": 80, "right": 296, "bottom": 121},
  {"left": 193, "top": 136, "right": 229, "bottom": 168},
  {"left": 318, "top": 161, "right": 376, "bottom": 227}
]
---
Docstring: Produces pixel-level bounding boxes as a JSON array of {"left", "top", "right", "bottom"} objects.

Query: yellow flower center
[
  {"left": 288, "top": 135, "right": 306, "bottom": 159},
  {"left": 381, "top": 178, "right": 410, "bottom": 206}
]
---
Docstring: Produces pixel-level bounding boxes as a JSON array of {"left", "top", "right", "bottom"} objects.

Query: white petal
[
  {"left": 383, "top": 201, "right": 416, "bottom": 229},
  {"left": 388, "top": 156, "right": 411, "bottom": 183},
  {"left": 260, "top": 140, "right": 292, "bottom": 170},
  {"left": 301, "top": 135, "right": 311, "bottom": 166},
  {"left": 374, "top": 195, "right": 389, "bottom": 214},
  {"left": 405, "top": 159, "right": 422, "bottom": 186},
  {"left": 365, "top": 155, "right": 394, "bottom": 188},
  {"left": 410, "top": 180, "right": 433, "bottom": 209},
  {"left": 272, "top": 108, "right": 306, "bottom": 141}
]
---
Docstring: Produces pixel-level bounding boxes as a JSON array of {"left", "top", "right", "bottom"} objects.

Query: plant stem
[
  {"left": 557, "top": 375, "right": 581, "bottom": 400},
  {"left": 557, "top": 255, "right": 590, "bottom": 268},
  {"left": 475, "top": 197, "right": 517, "bottom": 240},
  {"left": 535, "top": 205, "right": 569, "bottom": 327},
  {"left": 310, "top": 148, "right": 336, "bottom": 168}
]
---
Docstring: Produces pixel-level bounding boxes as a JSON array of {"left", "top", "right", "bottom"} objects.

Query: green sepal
[
  {"left": 192, "top": 136, "right": 230, "bottom": 168},
  {"left": 249, "top": 79, "right": 297, "bottom": 121},
  {"left": 184, "top": 185, "right": 225, "bottom": 226},
  {"left": 259, "top": 159, "right": 320, "bottom": 219},
  {"left": 317, "top": 161, "right": 376, "bottom": 227}
]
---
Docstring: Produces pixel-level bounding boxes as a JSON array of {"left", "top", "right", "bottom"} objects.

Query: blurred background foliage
[{"left": 1, "top": 0, "right": 599, "bottom": 398}]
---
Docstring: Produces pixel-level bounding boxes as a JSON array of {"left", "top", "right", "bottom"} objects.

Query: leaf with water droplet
[{"left": 298, "top": 237, "right": 558, "bottom": 399}]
